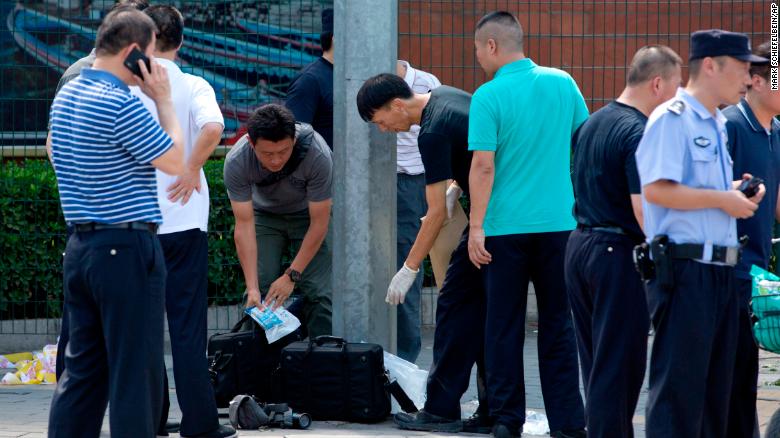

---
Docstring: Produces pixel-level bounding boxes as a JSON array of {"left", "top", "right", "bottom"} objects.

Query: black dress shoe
[
  {"left": 551, "top": 429, "right": 587, "bottom": 438},
  {"left": 394, "top": 409, "right": 463, "bottom": 433},
  {"left": 165, "top": 421, "right": 180, "bottom": 433},
  {"left": 491, "top": 423, "right": 520, "bottom": 438},
  {"left": 463, "top": 409, "right": 495, "bottom": 434}
]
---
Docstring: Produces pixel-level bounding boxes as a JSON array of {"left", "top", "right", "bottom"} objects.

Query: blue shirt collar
[
  {"left": 494, "top": 58, "right": 536, "bottom": 78},
  {"left": 676, "top": 87, "right": 727, "bottom": 126},
  {"left": 80, "top": 68, "right": 129, "bottom": 92}
]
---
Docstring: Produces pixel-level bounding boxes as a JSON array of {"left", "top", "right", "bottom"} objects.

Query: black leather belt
[
  {"left": 577, "top": 225, "right": 627, "bottom": 235},
  {"left": 670, "top": 243, "right": 740, "bottom": 266},
  {"left": 72, "top": 221, "right": 158, "bottom": 234}
]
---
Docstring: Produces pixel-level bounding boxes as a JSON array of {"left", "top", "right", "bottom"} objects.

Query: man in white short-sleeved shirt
[
  {"left": 392, "top": 60, "right": 441, "bottom": 363},
  {"left": 131, "top": 6, "right": 236, "bottom": 438}
]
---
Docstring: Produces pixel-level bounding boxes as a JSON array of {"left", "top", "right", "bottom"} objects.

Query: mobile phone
[
  {"left": 737, "top": 176, "right": 764, "bottom": 198},
  {"left": 123, "top": 47, "right": 151, "bottom": 79}
]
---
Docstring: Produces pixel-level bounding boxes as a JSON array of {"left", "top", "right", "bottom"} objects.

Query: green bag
[{"left": 750, "top": 265, "right": 780, "bottom": 354}]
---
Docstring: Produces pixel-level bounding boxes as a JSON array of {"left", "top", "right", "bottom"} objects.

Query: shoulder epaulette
[{"left": 667, "top": 100, "right": 685, "bottom": 115}]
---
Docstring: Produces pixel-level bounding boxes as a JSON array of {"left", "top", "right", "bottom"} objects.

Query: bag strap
[
  {"left": 385, "top": 377, "right": 418, "bottom": 414},
  {"left": 231, "top": 315, "right": 251, "bottom": 333}
]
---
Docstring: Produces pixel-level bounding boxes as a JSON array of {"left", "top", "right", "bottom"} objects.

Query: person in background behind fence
[
  {"left": 392, "top": 59, "right": 440, "bottom": 364},
  {"left": 284, "top": 8, "right": 333, "bottom": 148},
  {"left": 130, "top": 5, "right": 236, "bottom": 438},
  {"left": 565, "top": 45, "right": 682, "bottom": 438},
  {"left": 467, "top": 11, "right": 587, "bottom": 438},
  {"left": 47, "top": 7, "right": 185, "bottom": 437},
  {"left": 635, "top": 30, "right": 767, "bottom": 438},
  {"left": 723, "top": 41, "right": 779, "bottom": 438}
]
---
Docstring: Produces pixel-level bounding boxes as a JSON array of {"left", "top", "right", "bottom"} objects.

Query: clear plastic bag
[
  {"left": 245, "top": 305, "right": 301, "bottom": 344},
  {"left": 383, "top": 352, "right": 428, "bottom": 413},
  {"left": 523, "top": 410, "right": 550, "bottom": 435}
]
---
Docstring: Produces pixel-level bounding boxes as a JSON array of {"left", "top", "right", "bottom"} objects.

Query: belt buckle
[{"left": 725, "top": 247, "right": 739, "bottom": 266}]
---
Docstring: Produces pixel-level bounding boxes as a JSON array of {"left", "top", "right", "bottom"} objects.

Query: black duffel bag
[
  {"left": 279, "top": 336, "right": 391, "bottom": 423},
  {"left": 207, "top": 314, "right": 301, "bottom": 407}
]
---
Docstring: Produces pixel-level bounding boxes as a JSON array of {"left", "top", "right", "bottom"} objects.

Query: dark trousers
[
  {"left": 645, "top": 260, "right": 739, "bottom": 438},
  {"left": 564, "top": 229, "right": 648, "bottom": 437},
  {"left": 483, "top": 231, "right": 585, "bottom": 432},
  {"left": 424, "top": 227, "right": 488, "bottom": 419},
  {"left": 396, "top": 173, "right": 427, "bottom": 363},
  {"left": 158, "top": 229, "right": 220, "bottom": 436},
  {"left": 726, "top": 279, "right": 760, "bottom": 438},
  {"left": 255, "top": 209, "right": 332, "bottom": 338},
  {"left": 48, "top": 229, "right": 165, "bottom": 438}
]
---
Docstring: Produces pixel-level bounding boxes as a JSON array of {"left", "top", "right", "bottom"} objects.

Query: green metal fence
[
  {"left": 0, "top": 0, "right": 330, "bottom": 336},
  {"left": 1, "top": 0, "right": 775, "bottom": 336}
]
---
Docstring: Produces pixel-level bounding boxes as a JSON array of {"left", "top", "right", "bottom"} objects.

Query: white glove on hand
[
  {"left": 445, "top": 182, "right": 463, "bottom": 219},
  {"left": 386, "top": 263, "right": 419, "bottom": 305}
]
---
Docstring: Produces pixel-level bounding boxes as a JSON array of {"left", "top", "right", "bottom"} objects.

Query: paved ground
[{"left": 1, "top": 327, "right": 779, "bottom": 437}]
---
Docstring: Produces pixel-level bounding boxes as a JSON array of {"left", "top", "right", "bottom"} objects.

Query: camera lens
[{"left": 293, "top": 413, "right": 312, "bottom": 429}]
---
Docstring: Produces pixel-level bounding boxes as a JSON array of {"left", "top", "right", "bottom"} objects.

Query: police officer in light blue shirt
[{"left": 635, "top": 30, "right": 768, "bottom": 438}]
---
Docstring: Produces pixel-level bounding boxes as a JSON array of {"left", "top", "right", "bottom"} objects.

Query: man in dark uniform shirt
[
  {"left": 284, "top": 8, "right": 333, "bottom": 148},
  {"left": 565, "top": 45, "right": 682, "bottom": 438},
  {"left": 356, "top": 74, "right": 490, "bottom": 434},
  {"left": 724, "top": 41, "right": 780, "bottom": 438}
]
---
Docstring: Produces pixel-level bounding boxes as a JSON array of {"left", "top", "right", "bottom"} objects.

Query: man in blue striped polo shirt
[{"left": 47, "top": 7, "right": 184, "bottom": 438}]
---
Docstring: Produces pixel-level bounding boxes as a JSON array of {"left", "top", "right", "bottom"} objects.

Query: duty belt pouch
[
  {"left": 650, "top": 235, "right": 674, "bottom": 290},
  {"left": 633, "top": 242, "right": 655, "bottom": 281},
  {"left": 279, "top": 335, "right": 390, "bottom": 422},
  {"left": 207, "top": 315, "right": 301, "bottom": 407}
]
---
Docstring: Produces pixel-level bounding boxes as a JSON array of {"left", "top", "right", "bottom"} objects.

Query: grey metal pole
[{"left": 332, "top": 0, "right": 398, "bottom": 351}]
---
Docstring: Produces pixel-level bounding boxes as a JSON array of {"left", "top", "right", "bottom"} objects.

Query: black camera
[
  {"left": 264, "top": 403, "right": 312, "bottom": 429},
  {"left": 737, "top": 176, "right": 764, "bottom": 198}
]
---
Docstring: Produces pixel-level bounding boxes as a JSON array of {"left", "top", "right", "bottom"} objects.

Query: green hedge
[
  {"left": 1, "top": 159, "right": 436, "bottom": 319},
  {"left": 0, "top": 159, "right": 244, "bottom": 319}
]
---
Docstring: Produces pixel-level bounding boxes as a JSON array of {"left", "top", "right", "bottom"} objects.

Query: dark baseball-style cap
[{"left": 689, "top": 29, "right": 769, "bottom": 63}]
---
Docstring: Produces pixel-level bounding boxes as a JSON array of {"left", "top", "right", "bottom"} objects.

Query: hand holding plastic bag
[{"left": 245, "top": 305, "right": 301, "bottom": 344}]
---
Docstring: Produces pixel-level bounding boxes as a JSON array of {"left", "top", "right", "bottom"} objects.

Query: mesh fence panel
[{"left": 0, "top": 0, "right": 773, "bottom": 334}]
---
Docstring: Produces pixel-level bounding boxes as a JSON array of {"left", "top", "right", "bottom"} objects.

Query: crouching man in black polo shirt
[
  {"left": 565, "top": 45, "right": 682, "bottom": 438},
  {"left": 47, "top": 7, "right": 184, "bottom": 437}
]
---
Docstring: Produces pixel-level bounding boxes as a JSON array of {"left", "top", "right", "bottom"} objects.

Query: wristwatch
[{"left": 285, "top": 268, "right": 302, "bottom": 283}]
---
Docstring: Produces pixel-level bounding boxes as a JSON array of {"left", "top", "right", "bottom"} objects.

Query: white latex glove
[
  {"left": 386, "top": 263, "right": 419, "bottom": 305},
  {"left": 445, "top": 182, "right": 463, "bottom": 219}
]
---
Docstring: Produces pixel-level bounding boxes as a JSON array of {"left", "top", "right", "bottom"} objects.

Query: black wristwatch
[{"left": 285, "top": 268, "right": 302, "bottom": 283}]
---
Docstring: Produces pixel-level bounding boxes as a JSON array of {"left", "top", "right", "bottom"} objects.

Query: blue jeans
[{"left": 396, "top": 173, "right": 427, "bottom": 363}]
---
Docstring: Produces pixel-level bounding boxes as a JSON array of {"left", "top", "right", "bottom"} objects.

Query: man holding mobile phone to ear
[{"left": 47, "top": 7, "right": 184, "bottom": 438}]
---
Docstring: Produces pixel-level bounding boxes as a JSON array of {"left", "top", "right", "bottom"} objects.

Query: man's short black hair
[
  {"left": 626, "top": 45, "right": 682, "bottom": 86},
  {"left": 247, "top": 104, "right": 296, "bottom": 143},
  {"left": 750, "top": 41, "right": 771, "bottom": 81},
  {"left": 474, "top": 10, "right": 523, "bottom": 50},
  {"left": 95, "top": 8, "right": 157, "bottom": 56},
  {"left": 145, "top": 5, "right": 184, "bottom": 52},
  {"left": 356, "top": 73, "right": 413, "bottom": 122},
  {"left": 320, "top": 32, "right": 333, "bottom": 52},
  {"left": 110, "top": 0, "right": 149, "bottom": 13}
]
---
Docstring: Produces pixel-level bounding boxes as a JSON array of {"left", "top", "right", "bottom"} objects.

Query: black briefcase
[
  {"left": 207, "top": 315, "right": 301, "bottom": 407},
  {"left": 279, "top": 336, "right": 391, "bottom": 422}
]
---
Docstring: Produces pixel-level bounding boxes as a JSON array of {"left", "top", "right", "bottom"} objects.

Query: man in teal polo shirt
[{"left": 467, "top": 11, "right": 587, "bottom": 438}]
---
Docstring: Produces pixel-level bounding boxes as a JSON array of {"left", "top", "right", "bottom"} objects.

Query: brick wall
[{"left": 399, "top": 0, "right": 770, "bottom": 111}]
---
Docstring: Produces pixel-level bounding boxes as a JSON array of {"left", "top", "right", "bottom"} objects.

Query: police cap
[{"left": 689, "top": 29, "right": 768, "bottom": 63}]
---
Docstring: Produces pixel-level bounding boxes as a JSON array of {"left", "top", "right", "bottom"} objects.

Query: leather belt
[
  {"left": 577, "top": 225, "right": 627, "bottom": 235},
  {"left": 670, "top": 243, "right": 740, "bottom": 266},
  {"left": 72, "top": 221, "right": 158, "bottom": 234}
]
